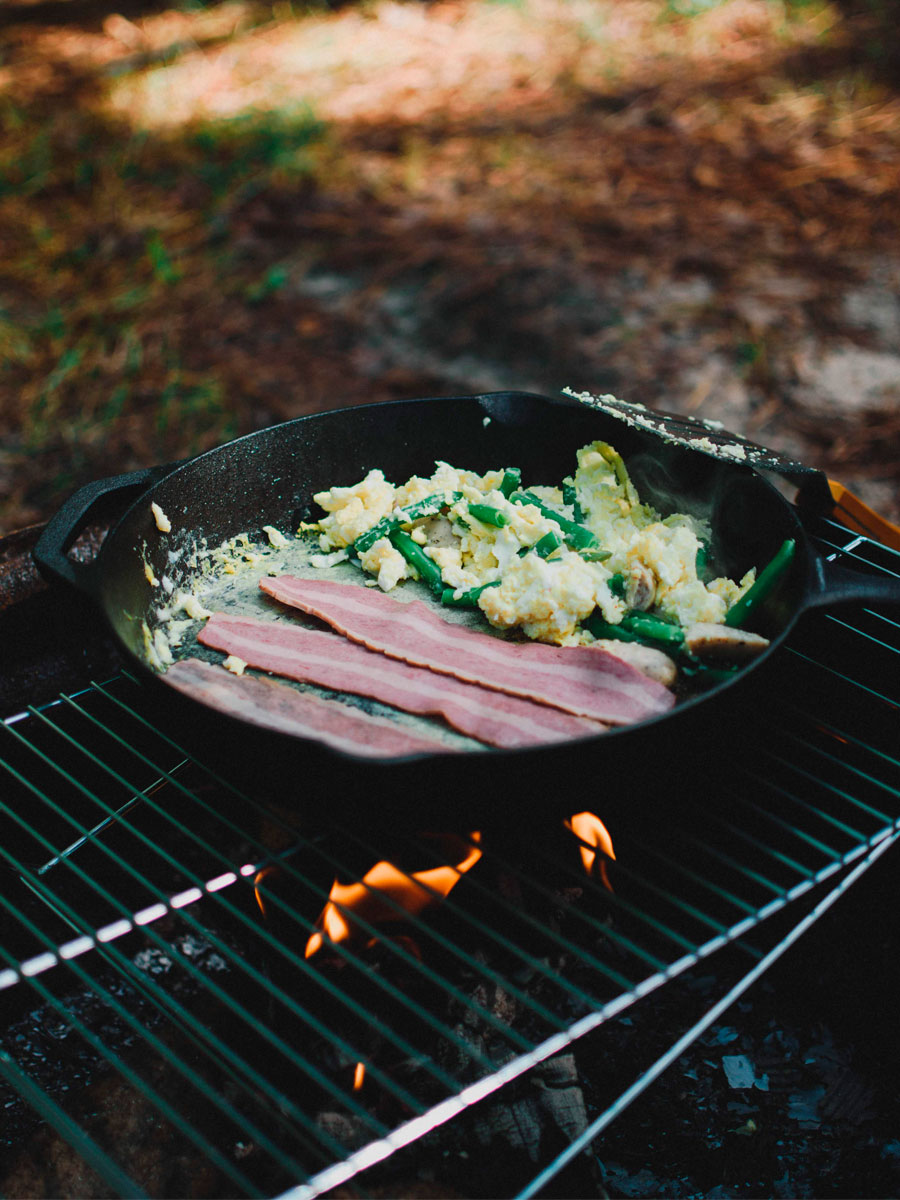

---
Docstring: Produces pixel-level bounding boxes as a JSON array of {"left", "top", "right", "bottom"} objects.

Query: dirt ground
[{"left": 1, "top": 0, "right": 899, "bottom": 535}]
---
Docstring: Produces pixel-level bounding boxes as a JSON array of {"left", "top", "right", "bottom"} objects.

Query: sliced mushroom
[
  {"left": 684, "top": 622, "right": 770, "bottom": 661},
  {"left": 625, "top": 563, "right": 656, "bottom": 611},
  {"left": 592, "top": 639, "right": 678, "bottom": 688},
  {"left": 420, "top": 515, "right": 458, "bottom": 548}
]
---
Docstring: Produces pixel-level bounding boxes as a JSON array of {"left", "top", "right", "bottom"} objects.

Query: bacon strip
[
  {"left": 198, "top": 612, "right": 606, "bottom": 749},
  {"left": 259, "top": 577, "right": 675, "bottom": 724},
  {"left": 166, "top": 657, "right": 447, "bottom": 758}
]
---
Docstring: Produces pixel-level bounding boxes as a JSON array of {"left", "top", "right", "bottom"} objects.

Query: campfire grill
[{"left": 1, "top": 504, "right": 898, "bottom": 1198}]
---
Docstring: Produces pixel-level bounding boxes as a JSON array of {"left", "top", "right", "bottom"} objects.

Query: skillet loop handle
[
  {"left": 807, "top": 555, "right": 900, "bottom": 611},
  {"left": 33, "top": 465, "right": 174, "bottom": 597}
]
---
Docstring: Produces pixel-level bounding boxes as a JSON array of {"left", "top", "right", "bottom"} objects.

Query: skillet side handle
[
  {"left": 33, "top": 464, "right": 177, "bottom": 597},
  {"left": 806, "top": 555, "right": 900, "bottom": 612}
]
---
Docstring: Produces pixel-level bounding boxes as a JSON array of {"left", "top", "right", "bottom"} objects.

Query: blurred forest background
[{"left": 1, "top": 0, "right": 899, "bottom": 536}]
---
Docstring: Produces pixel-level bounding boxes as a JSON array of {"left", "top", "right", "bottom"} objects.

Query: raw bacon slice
[
  {"left": 259, "top": 577, "right": 675, "bottom": 725},
  {"left": 166, "top": 658, "right": 446, "bottom": 758},
  {"left": 198, "top": 612, "right": 605, "bottom": 749}
]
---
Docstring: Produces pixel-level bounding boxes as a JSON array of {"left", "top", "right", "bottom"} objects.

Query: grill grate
[{"left": 1, "top": 514, "right": 899, "bottom": 1199}]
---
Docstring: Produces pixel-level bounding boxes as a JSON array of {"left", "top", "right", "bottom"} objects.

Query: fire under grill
[{"left": 1, "top": 510, "right": 899, "bottom": 1198}]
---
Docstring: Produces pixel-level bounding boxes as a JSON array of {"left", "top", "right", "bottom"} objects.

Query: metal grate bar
[
  {"left": 817, "top": 534, "right": 900, "bottom": 573},
  {"left": 0, "top": 892, "right": 296, "bottom": 1196},
  {"left": 799, "top": 714, "right": 900, "bottom": 780},
  {"left": 769, "top": 727, "right": 900, "bottom": 823},
  {"left": 748, "top": 761, "right": 889, "bottom": 846},
  {"left": 249, "top": 867, "right": 519, "bottom": 1076},
  {"left": 0, "top": 747, "right": 424, "bottom": 1128},
  {"left": 33, "top": 766, "right": 185, "bottom": 875},
  {"left": 0, "top": 828, "right": 392, "bottom": 1150},
  {"left": 50, "top": 698, "right": 524, "bottom": 1076},
  {"left": 822, "top": 612, "right": 900, "bottom": 655},
  {"left": 0, "top": 1047, "right": 146, "bottom": 1200},
  {"left": 595, "top": 851, "right": 745, "bottom": 939},
  {"left": 489, "top": 828, "right": 710, "bottom": 961},
  {"left": 0, "top": 861, "right": 367, "bottom": 1171},
  {"left": 727, "top": 785, "right": 857, "bottom": 865},
  {"left": 786, "top": 644, "right": 899, "bottom": 709},
  {"left": 86, "top": 683, "right": 520, "bottom": 1062},
  {"left": 614, "top": 834, "right": 761, "bottom": 920},
  {"left": 254, "top": 837, "right": 549, "bottom": 1053},
  {"left": 462, "top": 828, "right": 699, "bottom": 970},
  {"left": 516, "top": 826, "right": 900, "bottom": 1200},
  {"left": 678, "top": 822, "right": 800, "bottom": 898},
  {"left": 283, "top": 830, "right": 900, "bottom": 1200}
]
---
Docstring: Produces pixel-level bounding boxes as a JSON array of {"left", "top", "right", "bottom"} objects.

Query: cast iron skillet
[{"left": 33, "top": 392, "right": 900, "bottom": 818}]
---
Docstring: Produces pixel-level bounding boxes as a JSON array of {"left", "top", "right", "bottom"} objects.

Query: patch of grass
[
  {"left": 190, "top": 103, "right": 325, "bottom": 198},
  {"left": 664, "top": 0, "right": 732, "bottom": 16},
  {"left": 146, "top": 233, "right": 183, "bottom": 285},
  {"left": 245, "top": 263, "right": 291, "bottom": 303},
  {"left": 156, "top": 369, "right": 235, "bottom": 449}
]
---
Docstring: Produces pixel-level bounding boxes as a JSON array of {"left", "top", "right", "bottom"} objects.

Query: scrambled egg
[
  {"left": 315, "top": 469, "right": 396, "bottom": 548},
  {"left": 311, "top": 441, "right": 755, "bottom": 646},
  {"left": 358, "top": 536, "right": 411, "bottom": 591}
]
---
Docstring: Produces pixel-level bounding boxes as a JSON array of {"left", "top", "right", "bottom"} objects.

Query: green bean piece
[
  {"left": 511, "top": 492, "right": 599, "bottom": 550},
  {"left": 597, "top": 443, "right": 641, "bottom": 507},
  {"left": 696, "top": 541, "right": 710, "bottom": 578},
  {"left": 534, "top": 531, "right": 563, "bottom": 559},
  {"left": 388, "top": 529, "right": 445, "bottom": 595},
  {"left": 584, "top": 614, "right": 644, "bottom": 644},
  {"left": 724, "top": 538, "right": 796, "bottom": 629},
  {"left": 579, "top": 548, "right": 612, "bottom": 563},
  {"left": 467, "top": 502, "right": 510, "bottom": 528},
  {"left": 562, "top": 482, "right": 585, "bottom": 523},
  {"left": 681, "top": 660, "right": 741, "bottom": 687},
  {"left": 499, "top": 468, "right": 522, "bottom": 498},
  {"left": 441, "top": 580, "right": 501, "bottom": 608},
  {"left": 354, "top": 490, "right": 462, "bottom": 553},
  {"left": 608, "top": 572, "right": 627, "bottom": 598},
  {"left": 628, "top": 607, "right": 678, "bottom": 626},
  {"left": 620, "top": 612, "right": 685, "bottom": 646},
  {"left": 585, "top": 612, "right": 683, "bottom": 656}
]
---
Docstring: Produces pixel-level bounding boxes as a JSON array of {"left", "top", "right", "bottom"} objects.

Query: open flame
[
  {"left": 305, "top": 832, "right": 483, "bottom": 959},
  {"left": 565, "top": 811, "right": 616, "bottom": 891},
  {"left": 253, "top": 864, "right": 279, "bottom": 920},
  {"left": 302, "top": 813, "right": 614, "bottom": 959}
]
